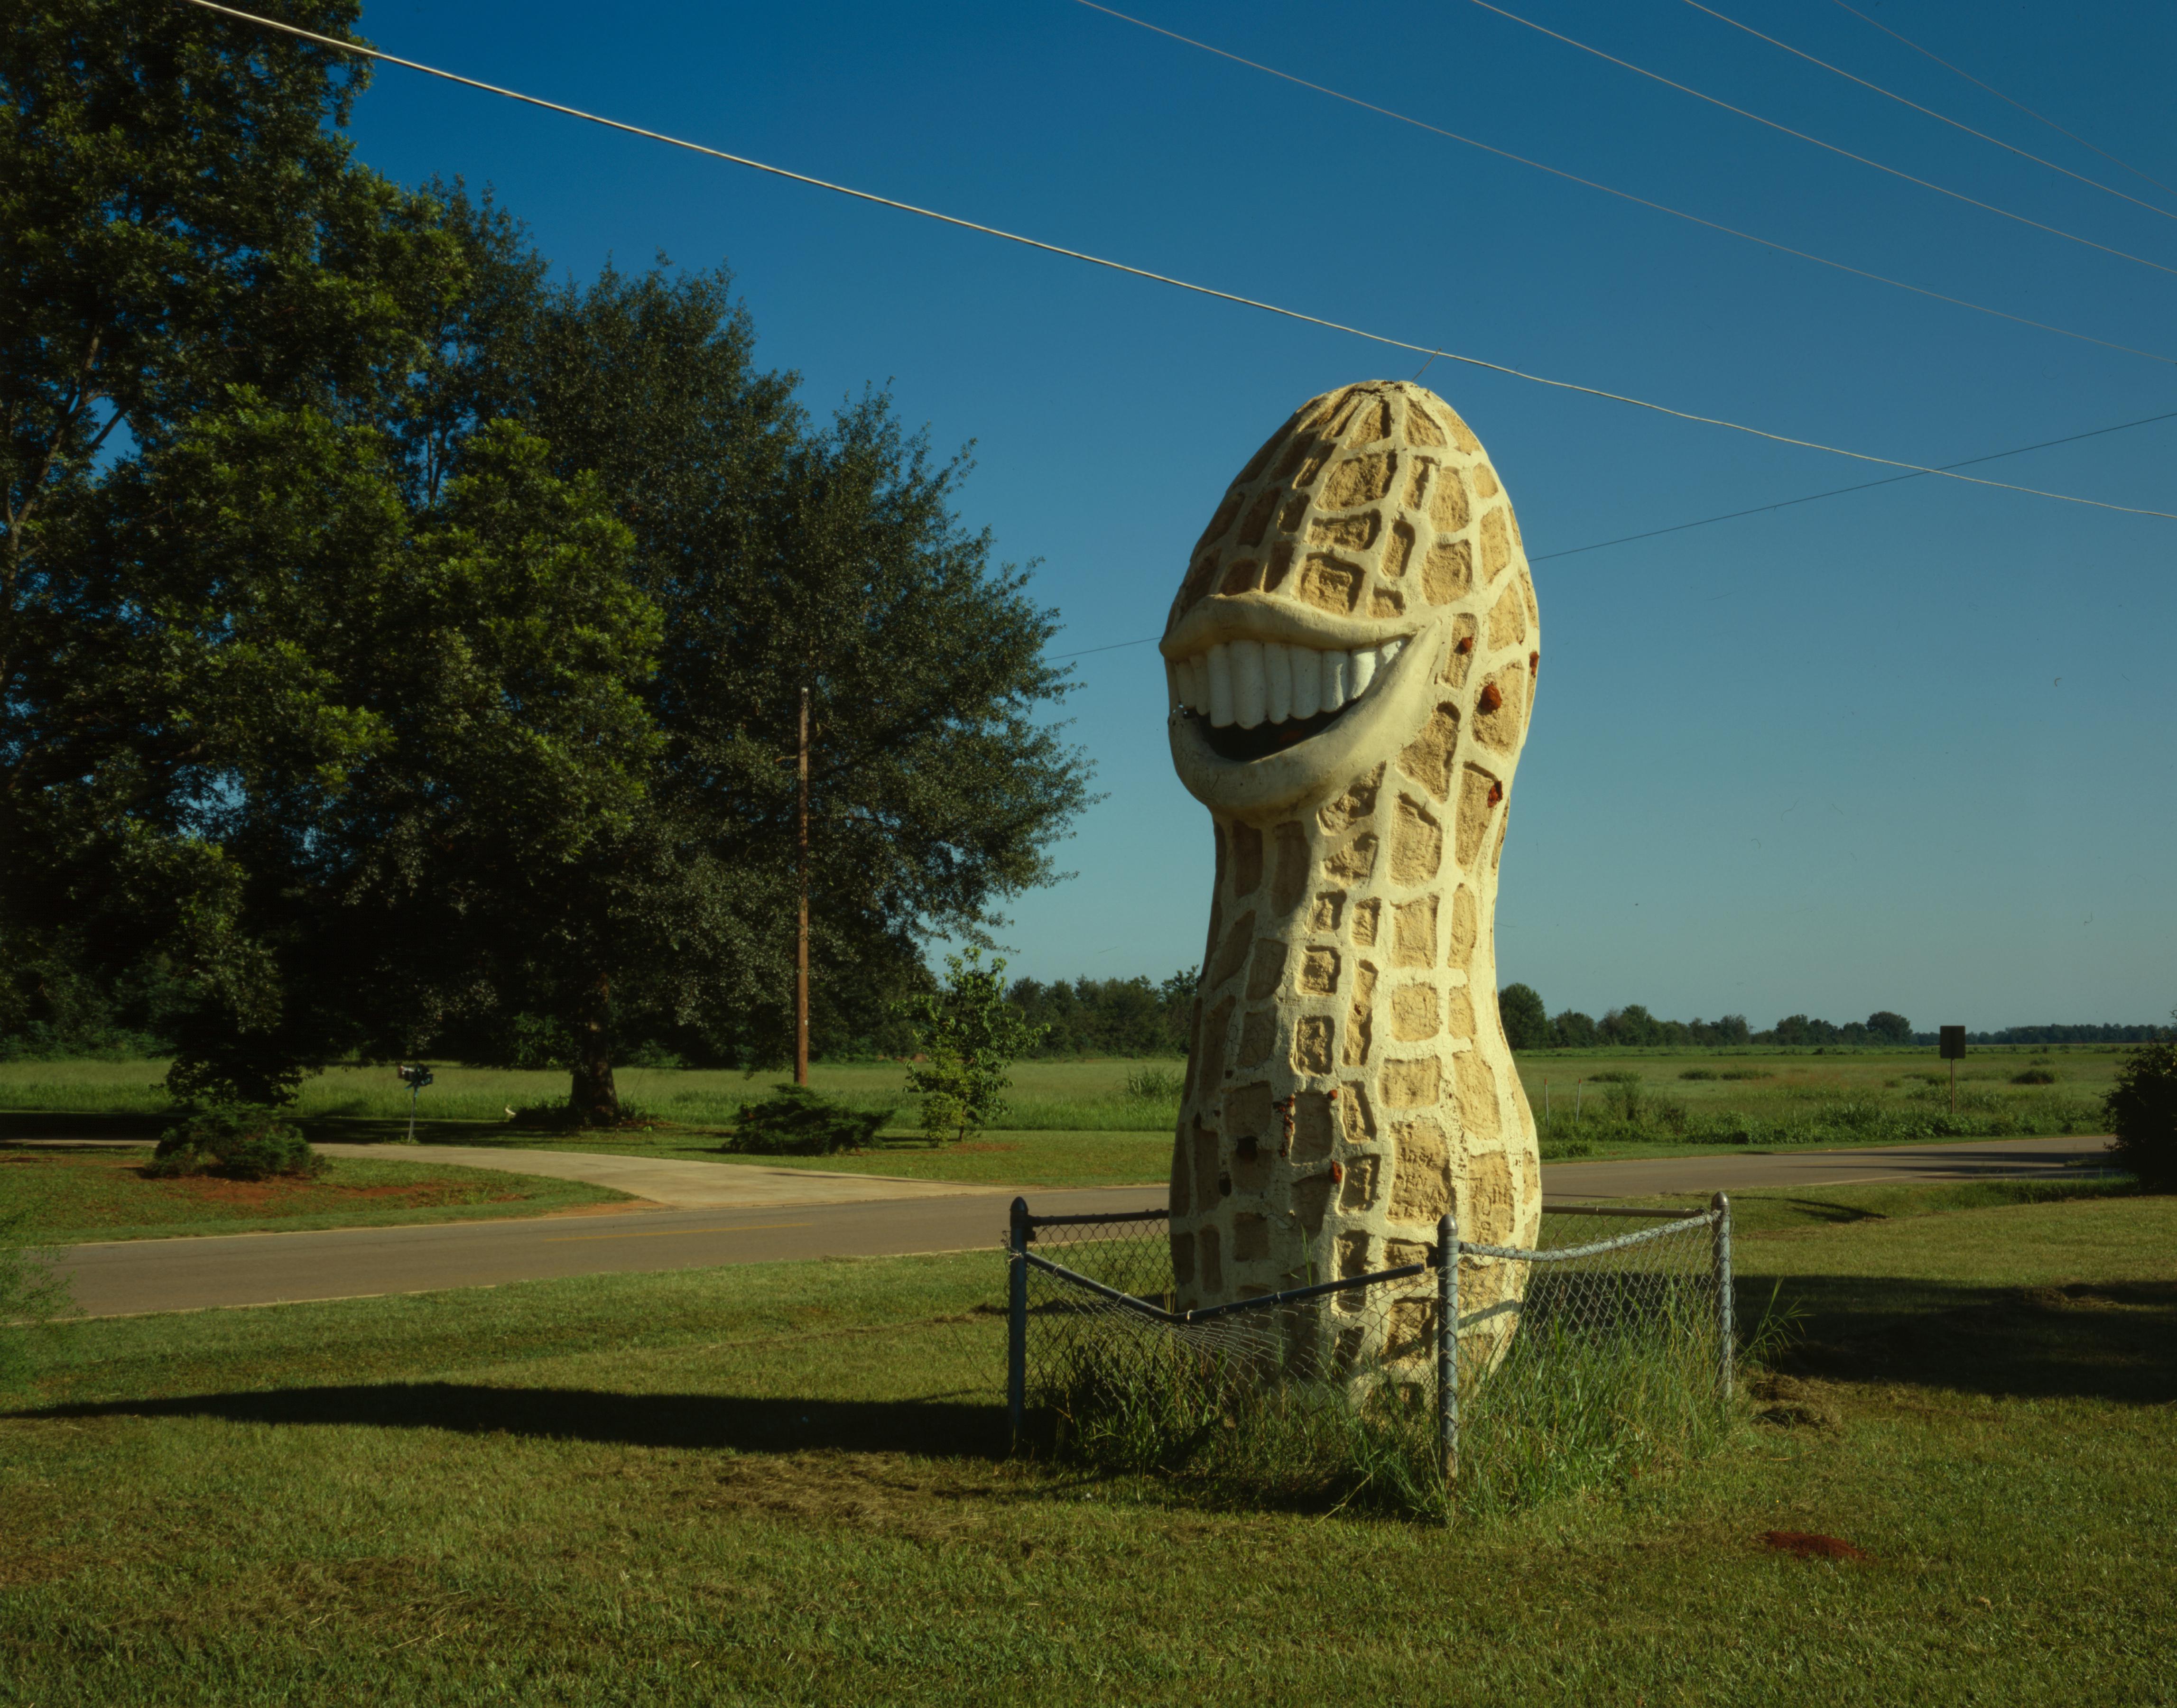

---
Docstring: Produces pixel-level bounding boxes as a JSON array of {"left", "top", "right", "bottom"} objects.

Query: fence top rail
[
  {"left": 1023, "top": 1206, "right": 1167, "bottom": 1232},
  {"left": 1541, "top": 1202, "right": 1709, "bottom": 1219},
  {"left": 1022, "top": 1250, "right": 1432, "bottom": 1325},
  {"left": 1463, "top": 1210, "right": 1716, "bottom": 1265}
]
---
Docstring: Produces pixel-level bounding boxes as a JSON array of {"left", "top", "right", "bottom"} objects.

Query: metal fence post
[
  {"left": 1437, "top": 1209, "right": 1458, "bottom": 1492},
  {"left": 1711, "top": 1191, "right": 1733, "bottom": 1404},
  {"left": 1007, "top": 1196, "right": 1030, "bottom": 1447}
]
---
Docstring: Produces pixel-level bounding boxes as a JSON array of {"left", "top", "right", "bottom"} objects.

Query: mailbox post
[
  {"left": 398, "top": 1064, "right": 435, "bottom": 1142},
  {"left": 1938, "top": 1025, "right": 1965, "bottom": 1116}
]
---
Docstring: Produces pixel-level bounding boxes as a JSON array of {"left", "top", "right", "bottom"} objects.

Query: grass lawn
[
  {"left": 0, "top": 1046, "right": 2123, "bottom": 1193},
  {"left": 0, "top": 1145, "right": 632, "bottom": 1244},
  {"left": 1, "top": 1181, "right": 2170, "bottom": 1704}
]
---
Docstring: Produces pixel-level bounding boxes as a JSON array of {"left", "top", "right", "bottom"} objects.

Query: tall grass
[{"left": 1033, "top": 1298, "right": 1735, "bottom": 1523}]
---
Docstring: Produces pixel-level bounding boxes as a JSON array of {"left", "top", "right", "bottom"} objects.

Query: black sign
[{"left": 1938, "top": 1026, "right": 1966, "bottom": 1061}]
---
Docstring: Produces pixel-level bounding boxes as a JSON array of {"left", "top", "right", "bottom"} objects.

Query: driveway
[{"left": 308, "top": 1142, "right": 1004, "bottom": 1210}]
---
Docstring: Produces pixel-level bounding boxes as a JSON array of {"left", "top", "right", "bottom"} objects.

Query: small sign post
[
  {"left": 398, "top": 1064, "right": 435, "bottom": 1143},
  {"left": 1938, "top": 1026, "right": 1966, "bottom": 1116}
]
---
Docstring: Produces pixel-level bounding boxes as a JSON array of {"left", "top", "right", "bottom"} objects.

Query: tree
[
  {"left": 1866, "top": 1010, "right": 1913, "bottom": 1045},
  {"left": 408, "top": 201, "right": 1092, "bottom": 1112},
  {"left": 1499, "top": 983, "right": 1550, "bottom": 1051},
  {"left": 75, "top": 406, "right": 661, "bottom": 1106},
  {"left": 2105, "top": 1028, "right": 2177, "bottom": 1191},
  {"left": 1552, "top": 1008, "right": 1598, "bottom": 1049},
  {"left": 900, "top": 947, "right": 1047, "bottom": 1143},
  {"left": 1599, "top": 1004, "right": 1664, "bottom": 1048},
  {"left": 1, "top": 0, "right": 454, "bottom": 1086}
]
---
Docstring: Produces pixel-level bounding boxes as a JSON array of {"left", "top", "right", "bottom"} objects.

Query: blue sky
[{"left": 336, "top": 0, "right": 2176, "bottom": 1031}]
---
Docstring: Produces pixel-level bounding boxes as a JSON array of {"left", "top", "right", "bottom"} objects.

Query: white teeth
[
  {"left": 1262, "top": 641, "right": 1293, "bottom": 725},
  {"left": 1189, "top": 637, "right": 1404, "bottom": 729},
  {"left": 1206, "top": 643, "right": 1235, "bottom": 726},
  {"left": 1289, "top": 646, "right": 1321, "bottom": 720},
  {"left": 1228, "top": 638, "right": 1266, "bottom": 729},
  {"left": 1322, "top": 650, "right": 1348, "bottom": 711}
]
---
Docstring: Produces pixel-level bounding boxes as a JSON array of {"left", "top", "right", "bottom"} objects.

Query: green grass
[
  {"left": 1, "top": 1182, "right": 2171, "bottom": 1703},
  {"left": 0, "top": 1146, "right": 631, "bottom": 1244}
]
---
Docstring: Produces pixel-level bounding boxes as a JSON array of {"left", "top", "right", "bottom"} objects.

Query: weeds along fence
[{"left": 1004, "top": 1195, "right": 1733, "bottom": 1521}]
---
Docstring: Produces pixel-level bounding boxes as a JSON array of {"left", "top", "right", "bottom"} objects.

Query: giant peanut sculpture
[{"left": 1162, "top": 380, "right": 1542, "bottom": 1368}]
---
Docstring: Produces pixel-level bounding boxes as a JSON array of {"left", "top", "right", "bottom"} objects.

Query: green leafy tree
[
  {"left": 2105, "top": 1026, "right": 2177, "bottom": 1191},
  {"left": 410, "top": 198, "right": 1092, "bottom": 1111},
  {"left": 901, "top": 947, "right": 1047, "bottom": 1143},
  {"left": 1552, "top": 1008, "right": 1598, "bottom": 1049},
  {"left": 1498, "top": 982, "right": 1550, "bottom": 1051},
  {"left": 1866, "top": 1010, "right": 1913, "bottom": 1045},
  {"left": 0, "top": 0, "right": 454, "bottom": 1087}
]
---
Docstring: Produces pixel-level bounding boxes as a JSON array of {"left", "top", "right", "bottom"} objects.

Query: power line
[
  {"left": 1829, "top": 0, "right": 2177, "bottom": 204},
  {"left": 1677, "top": 0, "right": 2177, "bottom": 224},
  {"left": 170, "top": 0, "right": 2177, "bottom": 524},
  {"left": 1462, "top": 0, "right": 2177, "bottom": 279},
  {"left": 1073, "top": 0, "right": 2177, "bottom": 369},
  {"left": 1533, "top": 404, "right": 2177, "bottom": 561},
  {"left": 1048, "top": 404, "right": 2177, "bottom": 659}
]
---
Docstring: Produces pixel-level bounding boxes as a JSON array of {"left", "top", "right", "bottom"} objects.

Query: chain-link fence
[{"left": 1004, "top": 1196, "right": 1733, "bottom": 1519}]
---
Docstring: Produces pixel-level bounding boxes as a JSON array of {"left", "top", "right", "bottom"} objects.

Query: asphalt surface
[{"left": 46, "top": 1134, "right": 2112, "bottom": 1317}]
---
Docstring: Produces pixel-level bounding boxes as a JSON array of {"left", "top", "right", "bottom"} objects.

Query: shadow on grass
[
  {"left": 14, "top": 1385, "right": 1008, "bottom": 1458},
  {"left": 0, "top": 1110, "right": 165, "bottom": 1142},
  {"left": 1758, "top": 1274, "right": 2177, "bottom": 1404}
]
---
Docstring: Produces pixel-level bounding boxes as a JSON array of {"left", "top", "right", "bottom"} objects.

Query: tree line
[
  {"left": 1497, "top": 989, "right": 1918, "bottom": 1051},
  {"left": 1, "top": 1, "right": 1090, "bottom": 1120}
]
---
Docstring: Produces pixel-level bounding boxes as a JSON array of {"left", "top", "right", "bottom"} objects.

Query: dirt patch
[
  {"left": 1761, "top": 1530, "right": 1870, "bottom": 1562},
  {"left": 1750, "top": 1374, "right": 1842, "bottom": 1431},
  {"left": 143, "top": 1175, "right": 517, "bottom": 1211}
]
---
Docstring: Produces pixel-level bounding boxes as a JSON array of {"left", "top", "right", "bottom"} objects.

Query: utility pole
[{"left": 796, "top": 684, "right": 811, "bottom": 1087}]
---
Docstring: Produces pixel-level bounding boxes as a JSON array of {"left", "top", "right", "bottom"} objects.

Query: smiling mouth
[{"left": 1169, "top": 636, "right": 1407, "bottom": 762}]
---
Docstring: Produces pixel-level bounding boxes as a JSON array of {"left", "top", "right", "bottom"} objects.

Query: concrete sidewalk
[{"left": 309, "top": 1142, "right": 1008, "bottom": 1211}]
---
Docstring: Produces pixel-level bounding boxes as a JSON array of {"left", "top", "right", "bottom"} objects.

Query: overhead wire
[
  {"left": 1461, "top": 0, "right": 2177, "bottom": 279},
  {"left": 1676, "top": 0, "right": 2177, "bottom": 223},
  {"left": 1048, "top": 404, "right": 2177, "bottom": 659},
  {"left": 171, "top": 0, "right": 2177, "bottom": 526},
  {"left": 1072, "top": 0, "right": 2177, "bottom": 369},
  {"left": 1828, "top": 0, "right": 2177, "bottom": 204}
]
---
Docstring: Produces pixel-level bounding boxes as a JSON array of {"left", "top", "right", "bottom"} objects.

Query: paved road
[{"left": 45, "top": 1134, "right": 2112, "bottom": 1317}]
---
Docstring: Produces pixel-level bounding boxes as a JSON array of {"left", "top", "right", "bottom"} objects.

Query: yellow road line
[{"left": 543, "top": 1221, "right": 815, "bottom": 1242}]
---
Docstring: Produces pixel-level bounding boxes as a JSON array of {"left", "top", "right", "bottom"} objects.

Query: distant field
[{"left": 0, "top": 1046, "right": 2118, "bottom": 1164}]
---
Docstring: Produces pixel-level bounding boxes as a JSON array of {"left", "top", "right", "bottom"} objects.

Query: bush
[
  {"left": 145, "top": 1105, "right": 324, "bottom": 1181},
  {"left": 1678, "top": 1068, "right": 1718, "bottom": 1081},
  {"left": 1125, "top": 1066, "right": 1185, "bottom": 1101},
  {"left": 2012, "top": 1069, "right": 2057, "bottom": 1085},
  {"left": 2105, "top": 1038, "right": 2177, "bottom": 1191},
  {"left": 729, "top": 1084, "right": 892, "bottom": 1155}
]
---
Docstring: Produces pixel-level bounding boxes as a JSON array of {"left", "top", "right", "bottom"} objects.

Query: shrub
[
  {"left": 729, "top": 1084, "right": 891, "bottom": 1155},
  {"left": 2105, "top": 1038, "right": 2177, "bottom": 1191},
  {"left": 1678, "top": 1068, "right": 1718, "bottom": 1081},
  {"left": 2012, "top": 1069, "right": 2057, "bottom": 1085},
  {"left": 1719, "top": 1070, "right": 1772, "bottom": 1081},
  {"left": 146, "top": 1105, "right": 323, "bottom": 1181},
  {"left": 1125, "top": 1066, "right": 1185, "bottom": 1101}
]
